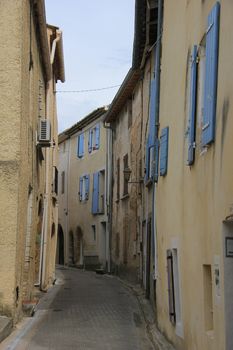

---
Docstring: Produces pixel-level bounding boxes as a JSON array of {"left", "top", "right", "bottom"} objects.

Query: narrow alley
[{"left": 1, "top": 267, "right": 154, "bottom": 350}]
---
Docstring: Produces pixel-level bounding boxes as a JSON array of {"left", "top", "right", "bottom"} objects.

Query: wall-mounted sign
[{"left": 226, "top": 237, "right": 233, "bottom": 258}]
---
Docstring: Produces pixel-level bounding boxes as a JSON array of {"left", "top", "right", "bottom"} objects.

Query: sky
[{"left": 45, "top": 1, "right": 135, "bottom": 132}]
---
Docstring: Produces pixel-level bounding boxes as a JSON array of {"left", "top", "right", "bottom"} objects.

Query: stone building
[
  {"left": 58, "top": 107, "right": 110, "bottom": 271},
  {"left": 0, "top": 0, "right": 65, "bottom": 322},
  {"left": 106, "top": 0, "right": 233, "bottom": 349}
]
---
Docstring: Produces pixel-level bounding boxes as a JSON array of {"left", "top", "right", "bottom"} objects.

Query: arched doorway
[
  {"left": 57, "top": 224, "right": 64, "bottom": 265},
  {"left": 76, "top": 227, "right": 83, "bottom": 266},
  {"left": 69, "top": 231, "right": 74, "bottom": 265}
]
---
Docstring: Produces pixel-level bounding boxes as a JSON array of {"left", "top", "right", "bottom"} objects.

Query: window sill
[{"left": 121, "top": 193, "right": 129, "bottom": 201}]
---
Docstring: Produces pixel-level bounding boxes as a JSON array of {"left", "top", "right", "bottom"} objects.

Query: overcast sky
[{"left": 45, "top": 1, "right": 135, "bottom": 132}]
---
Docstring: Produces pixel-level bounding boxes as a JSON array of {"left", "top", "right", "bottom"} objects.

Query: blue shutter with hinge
[
  {"left": 79, "top": 176, "right": 83, "bottom": 201},
  {"left": 160, "top": 127, "right": 169, "bottom": 176},
  {"left": 154, "top": 139, "right": 159, "bottom": 182},
  {"left": 95, "top": 124, "right": 100, "bottom": 149},
  {"left": 145, "top": 139, "right": 150, "bottom": 182},
  {"left": 187, "top": 45, "right": 198, "bottom": 165},
  {"left": 202, "top": 2, "right": 220, "bottom": 146},
  {"left": 85, "top": 175, "right": 90, "bottom": 200},
  {"left": 92, "top": 172, "right": 99, "bottom": 214},
  {"left": 88, "top": 130, "right": 92, "bottom": 153},
  {"left": 77, "top": 133, "right": 84, "bottom": 158}
]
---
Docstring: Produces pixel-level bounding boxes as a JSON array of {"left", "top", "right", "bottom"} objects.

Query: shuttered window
[
  {"left": 79, "top": 177, "right": 83, "bottom": 201},
  {"left": 167, "top": 250, "right": 176, "bottom": 324},
  {"left": 92, "top": 172, "right": 99, "bottom": 214},
  {"left": 95, "top": 123, "right": 100, "bottom": 149},
  {"left": 84, "top": 175, "right": 90, "bottom": 200},
  {"left": 202, "top": 2, "right": 220, "bottom": 146},
  {"left": 187, "top": 46, "right": 198, "bottom": 165},
  {"left": 159, "top": 127, "right": 169, "bottom": 176},
  {"left": 77, "top": 133, "right": 84, "bottom": 158},
  {"left": 88, "top": 130, "right": 92, "bottom": 153}
]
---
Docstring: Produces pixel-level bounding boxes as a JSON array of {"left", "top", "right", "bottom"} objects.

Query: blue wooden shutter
[
  {"left": 202, "top": 2, "right": 220, "bottom": 146},
  {"left": 77, "top": 133, "right": 84, "bottom": 158},
  {"left": 79, "top": 176, "right": 83, "bottom": 201},
  {"left": 160, "top": 127, "right": 169, "bottom": 176},
  {"left": 85, "top": 175, "right": 90, "bottom": 200},
  {"left": 88, "top": 130, "right": 92, "bottom": 153},
  {"left": 92, "top": 172, "right": 99, "bottom": 214},
  {"left": 187, "top": 45, "right": 198, "bottom": 165},
  {"left": 145, "top": 139, "right": 150, "bottom": 182},
  {"left": 154, "top": 139, "right": 159, "bottom": 182},
  {"left": 95, "top": 124, "right": 100, "bottom": 149}
]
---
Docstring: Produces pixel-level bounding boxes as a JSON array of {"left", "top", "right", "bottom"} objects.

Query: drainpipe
[
  {"left": 152, "top": 0, "right": 163, "bottom": 280},
  {"left": 40, "top": 31, "right": 61, "bottom": 290},
  {"left": 103, "top": 121, "right": 113, "bottom": 273}
]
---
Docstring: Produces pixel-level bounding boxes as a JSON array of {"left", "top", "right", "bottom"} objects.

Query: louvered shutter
[
  {"left": 92, "top": 172, "right": 99, "bottom": 214},
  {"left": 77, "top": 133, "right": 84, "bottom": 158},
  {"left": 88, "top": 130, "right": 92, "bottom": 153},
  {"left": 154, "top": 139, "right": 159, "bottom": 182},
  {"left": 95, "top": 124, "right": 100, "bottom": 149},
  {"left": 145, "top": 139, "right": 150, "bottom": 182},
  {"left": 160, "top": 127, "right": 169, "bottom": 176},
  {"left": 85, "top": 175, "right": 90, "bottom": 200},
  {"left": 187, "top": 45, "right": 198, "bottom": 165},
  {"left": 79, "top": 177, "right": 83, "bottom": 201},
  {"left": 202, "top": 2, "right": 220, "bottom": 146}
]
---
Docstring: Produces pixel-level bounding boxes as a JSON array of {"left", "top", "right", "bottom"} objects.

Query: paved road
[{"left": 1, "top": 267, "right": 154, "bottom": 350}]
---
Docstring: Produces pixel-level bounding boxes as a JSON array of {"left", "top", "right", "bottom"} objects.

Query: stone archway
[
  {"left": 56, "top": 224, "right": 64, "bottom": 265},
  {"left": 75, "top": 227, "right": 83, "bottom": 267}
]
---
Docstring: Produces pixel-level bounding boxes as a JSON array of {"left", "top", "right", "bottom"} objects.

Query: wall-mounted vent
[{"left": 38, "top": 119, "right": 51, "bottom": 146}]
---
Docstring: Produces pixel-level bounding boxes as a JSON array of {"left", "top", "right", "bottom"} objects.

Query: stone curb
[
  {"left": 0, "top": 316, "right": 13, "bottom": 343},
  {"left": 116, "top": 277, "right": 175, "bottom": 350}
]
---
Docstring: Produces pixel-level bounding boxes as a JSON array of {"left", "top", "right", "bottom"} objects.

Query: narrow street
[{"left": 1, "top": 267, "right": 154, "bottom": 350}]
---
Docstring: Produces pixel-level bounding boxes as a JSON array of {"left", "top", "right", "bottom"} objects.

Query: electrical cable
[{"left": 55, "top": 84, "right": 121, "bottom": 93}]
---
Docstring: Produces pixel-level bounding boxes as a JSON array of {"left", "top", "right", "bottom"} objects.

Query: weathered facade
[
  {"left": 106, "top": 0, "right": 233, "bottom": 349},
  {"left": 0, "top": 0, "right": 65, "bottom": 322},
  {"left": 58, "top": 107, "right": 110, "bottom": 271}
]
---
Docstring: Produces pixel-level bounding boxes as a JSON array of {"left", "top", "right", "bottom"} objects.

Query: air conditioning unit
[{"left": 38, "top": 119, "right": 51, "bottom": 146}]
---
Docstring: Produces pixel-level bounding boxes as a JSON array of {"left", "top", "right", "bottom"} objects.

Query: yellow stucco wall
[{"left": 155, "top": 1, "right": 233, "bottom": 349}]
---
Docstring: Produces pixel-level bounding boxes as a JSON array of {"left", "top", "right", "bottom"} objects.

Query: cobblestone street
[{"left": 1, "top": 267, "right": 154, "bottom": 350}]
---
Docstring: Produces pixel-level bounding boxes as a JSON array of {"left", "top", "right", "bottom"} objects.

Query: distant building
[
  {"left": 58, "top": 107, "right": 110, "bottom": 271},
  {"left": 0, "top": 0, "right": 65, "bottom": 322}
]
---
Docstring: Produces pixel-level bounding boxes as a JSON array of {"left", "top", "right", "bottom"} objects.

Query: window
[
  {"left": 123, "top": 154, "right": 129, "bottom": 196},
  {"left": 77, "top": 133, "right": 84, "bottom": 158},
  {"left": 53, "top": 166, "right": 58, "bottom": 195},
  {"left": 159, "top": 127, "right": 169, "bottom": 176},
  {"left": 116, "top": 158, "right": 120, "bottom": 201},
  {"left": 61, "top": 171, "right": 65, "bottom": 194},
  {"left": 92, "top": 170, "right": 105, "bottom": 214},
  {"left": 88, "top": 123, "right": 100, "bottom": 153},
  {"left": 201, "top": 2, "right": 220, "bottom": 146},
  {"left": 98, "top": 170, "right": 105, "bottom": 213},
  {"left": 92, "top": 225, "right": 96, "bottom": 241},
  {"left": 167, "top": 249, "right": 183, "bottom": 337},
  {"left": 79, "top": 175, "right": 90, "bottom": 202}
]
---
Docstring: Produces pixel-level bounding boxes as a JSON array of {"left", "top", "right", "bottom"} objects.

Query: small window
[
  {"left": 79, "top": 175, "right": 90, "bottom": 202},
  {"left": 61, "top": 171, "right": 65, "bottom": 194},
  {"left": 77, "top": 133, "right": 84, "bottom": 158},
  {"left": 116, "top": 158, "right": 120, "bottom": 201},
  {"left": 123, "top": 154, "right": 129, "bottom": 196},
  {"left": 53, "top": 166, "right": 58, "bottom": 195},
  {"left": 89, "top": 124, "right": 100, "bottom": 153},
  {"left": 98, "top": 170, "right": 105, "bottom": 214},
  {"left": 92, "top": 225, "right": 96, "bottom": 241},
  {"left": 203, "top": 264, "right": 213, "bottom": 331}
]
